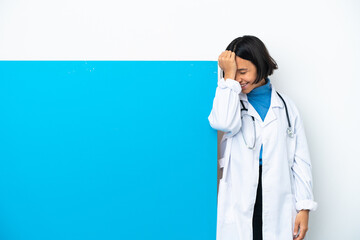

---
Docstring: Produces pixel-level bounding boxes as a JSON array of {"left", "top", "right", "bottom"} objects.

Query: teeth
[{"left": 241, "top": 83, "right": 247, "bottom": 87}]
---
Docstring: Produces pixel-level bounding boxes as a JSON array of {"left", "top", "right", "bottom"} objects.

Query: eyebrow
[{"left": 237, "top": 68, "right": 248, "bottom": 71}]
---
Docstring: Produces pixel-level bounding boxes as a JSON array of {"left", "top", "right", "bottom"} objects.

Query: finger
[
  {"left": 221, "top": 51, "right": 231, "bottom": 59},
  {"left": 299, "top": 225, "right": 308, "bottom": 239},
  {"left": 293, "top": 221, "right": 300, "bottom": 238},
  {"left": 294, "top": 228, "right": 307, "bottom": 240},
  {"left": 226, "top": 51, "right": 234, "bottom": 60},
  {"left": 222, "top": 50, "right": 230, "bottom": 58},
  {"left": 218, "top": 52, "right": 225, "bottom": 63},
  {"left": 219, "top": 50, "right": 229, "bottom": 57},
  {"left": 294, "top": 232, "right": 305, "bottom": 240},
  {"left": 226, "top": 50, "right": 233, "bottom": 56},
  {"left": 218, "top": 51, "right": 225, "bottom": 60},
  {"left": 219, "top": 52, "right": 226, "bottom": 59}
]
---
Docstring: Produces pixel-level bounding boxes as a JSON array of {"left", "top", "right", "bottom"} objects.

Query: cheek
[
  {"left": 238, "top": 74, "right": 250, "bottom": 81},
  {"left": 247, "top": 72, "right": 257, "bottom": 81},
  {"left": 236, "top": 73, "right": 256, "bottom": 83},
  {"left": 249, "top": 74, "right": 257, "bottom": 84}
]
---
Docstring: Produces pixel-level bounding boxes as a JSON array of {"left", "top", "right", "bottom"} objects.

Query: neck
[
  {"left": 248, "top": 78, "right": 271, "bottom": 96},
  {"left": 258, "top": 78, "right": 266, "bottom": 87}
]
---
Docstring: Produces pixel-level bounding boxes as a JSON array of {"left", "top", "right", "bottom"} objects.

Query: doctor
[{"left": 208, "top": 35, "right": 317, "bottom": 240}]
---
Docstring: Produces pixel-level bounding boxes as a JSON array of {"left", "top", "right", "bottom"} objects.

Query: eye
[{"left": 237, "top": 69, "right": 247, "bottom": 74}]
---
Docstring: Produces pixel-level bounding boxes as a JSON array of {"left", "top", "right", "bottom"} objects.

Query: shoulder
[
  {"left": 275, "top": 91, "right": 301, "bottom": 119},
  {"left": 274, "top": 91, "right": 307, "bottom": 135}
]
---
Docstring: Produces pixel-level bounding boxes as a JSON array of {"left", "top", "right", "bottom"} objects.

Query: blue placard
[{"left": 0, "top": 61, "right": 218, "bottom": 240}]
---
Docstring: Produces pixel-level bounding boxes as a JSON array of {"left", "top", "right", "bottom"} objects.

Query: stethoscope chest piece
[{"left": 287, "top": 127, "right": 294, "bottom": 138}]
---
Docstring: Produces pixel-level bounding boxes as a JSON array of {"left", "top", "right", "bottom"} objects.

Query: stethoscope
[{"left": 240, "top": 91, "right": 294, "bottom": 150}]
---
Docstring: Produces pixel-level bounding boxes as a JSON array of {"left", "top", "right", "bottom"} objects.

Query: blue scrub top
[{"left": 246, "top": 77, "right": 272, "bottom": 165}]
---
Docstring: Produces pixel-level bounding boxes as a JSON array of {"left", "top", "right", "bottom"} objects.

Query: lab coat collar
[
  {"left": 269, "top": 83, "right": 285, "bottom": 109},
  {"left": 238, "top": 83, "right": 284, "bottom": 125},
  {"left": 238, "top": 83, "right": 284, "bottom": 108}
]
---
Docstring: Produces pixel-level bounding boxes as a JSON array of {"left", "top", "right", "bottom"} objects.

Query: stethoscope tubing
[{"left": 240, "top": 91, "right": 294, "bottom": 150}]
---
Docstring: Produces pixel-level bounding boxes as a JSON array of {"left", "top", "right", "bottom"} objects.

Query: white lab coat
[{"left": 208, "top": 68, "right": 318, "bottom": 240}]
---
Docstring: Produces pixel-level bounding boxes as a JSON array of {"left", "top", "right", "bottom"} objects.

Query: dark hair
[{"left": 226, "top": 35, "right": 278, "bottom": 84}]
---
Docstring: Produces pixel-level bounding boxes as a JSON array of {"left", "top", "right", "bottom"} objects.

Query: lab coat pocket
[
  {"left": 286, "top": 134, "right": 297, "bottom": 167},
  {"left": 217, "top": 179, "right": 235, "bottom": 225}
]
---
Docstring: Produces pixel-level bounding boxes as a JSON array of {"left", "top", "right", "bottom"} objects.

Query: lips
[{"left": 240, "top": 83, "right": 248, "bottom": 88}]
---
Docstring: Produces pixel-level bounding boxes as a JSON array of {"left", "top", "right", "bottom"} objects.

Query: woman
[{"left": 208, "top": 35, "right": 317, "bottom": 240}]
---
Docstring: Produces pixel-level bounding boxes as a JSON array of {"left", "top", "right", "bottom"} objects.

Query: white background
[{"left": 1, "top": 0, "right": 359, "bottom": 239}]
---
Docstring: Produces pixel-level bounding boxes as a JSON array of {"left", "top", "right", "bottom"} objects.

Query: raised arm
[{"left": 208, "top": 51, "right": 242, "bottom": 138}]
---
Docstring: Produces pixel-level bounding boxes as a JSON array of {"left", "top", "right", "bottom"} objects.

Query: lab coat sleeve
[
  {"left": 292, "top": 106, "right": 318, "bottom": 212},
  {"left": 208, "top": 76, "right": 242, "bottom": 138}
]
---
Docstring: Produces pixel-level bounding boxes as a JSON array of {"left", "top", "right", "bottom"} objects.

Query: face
[{"left": 235, "top": 56, "right": 266, "bottom": 94}]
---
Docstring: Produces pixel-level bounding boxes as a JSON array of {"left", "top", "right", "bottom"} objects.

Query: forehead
[{"left": 235, "top": 56, "right": 255, "bottom": 70}]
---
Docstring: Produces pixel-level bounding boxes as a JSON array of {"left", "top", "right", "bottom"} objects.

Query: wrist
[{"left": 224, "top": 74, "right": 235, "bottom": 80}]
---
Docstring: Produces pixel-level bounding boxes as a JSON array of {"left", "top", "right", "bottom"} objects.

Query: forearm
[{"left": 208, "top": 78, "right": 242, "bottom": 137}]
